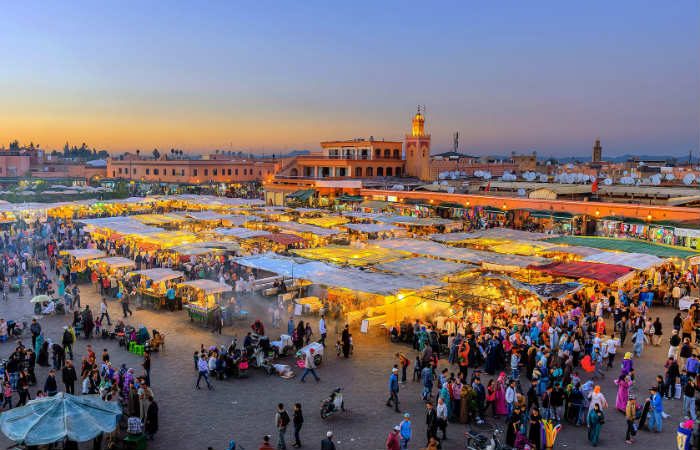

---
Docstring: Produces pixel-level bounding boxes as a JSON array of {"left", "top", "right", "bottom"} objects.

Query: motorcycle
[
  {"left": 465, "top": 428, "right": 513, "bottom": 450},
  {"left": 320, "top": 387, "right": 345, "bottom": 419}
]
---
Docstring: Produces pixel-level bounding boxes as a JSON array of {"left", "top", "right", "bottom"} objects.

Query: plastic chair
[
  {"left": 123, "top": 433, "right": 147, "bottom": 450},
  {"left": 128, "top": 341, "right": 136, "bottom": 353}
]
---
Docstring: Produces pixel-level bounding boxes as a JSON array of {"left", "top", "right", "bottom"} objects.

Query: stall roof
[
  {"left": 235, "top": 253, "right": 440, "bottom": 295},
  {"left": 61, "top": 249, "right": 106, "bottom": 261},
  {"left": 359, "top": 200, "right": 391, "bottom": 210},
  {"left": 264, "top": 233, "right": 307, "bottom": 246},
  {"left": 77, "top": 217, "right": 164, "bottom": 236},
  {"left": 298, "top": 216, "right": 350, "bottom": 228},
  {"left": 544, "top": 236, "right": 699, "bottom": 258},
  {"left": 127, "top": 268, "right": 184, "bottom": 282},
  {"left": 375, "top": 257, "right": 474, "bottom": 277},
  {"left": 431, "top": 228, "right": 555, "bottom": 242},
  {"left": 377, "top": 216, "right": 459, "bottom": 227},
  {"left": 345, "top": 223, "right": 402, "bottom": 233},
  {"left": 212, "top": 227, "right": 272, "bottom": 239},
  {"left": 178, "top": 279, "right": 232, "bottom": 294},
  {"left": 532, "top": 261, "right": 634, "bottom": 284},
  {"left": 92, "top": 257, "right": 136, "bottom": 269},
  {"left": 340, "top": 211, "right": 385, "bottom": 220},
  {"left": 543, "top": 245, "right": 603, "bottom": 257},
  {"left": 270, "top": 221, "right": 344, "bottom": 237},
  {"left": 218, "top": 214, "right": 262, "bottom": 226},
  {"left": 291, "top": 245, "right": 407, "bottom": 266},
  {"left": 374, "top": 238, "right": 550, "bottom": 270},
  {"left": 582, "top": 252, "right": 666, "bottom": 270},
  {"left": 136, "top": 231, "right": 200, "bottom": 248},
  {"left": 131, "top": 213, "right": 189, "bottom": 225},
  {"left": 175, "top": 211, "right": 227, "bottom": 221}
]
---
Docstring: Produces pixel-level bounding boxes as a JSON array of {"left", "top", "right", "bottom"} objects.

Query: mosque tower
[{"left": 404, "top": 106, "right": 432, "bottom": 181}]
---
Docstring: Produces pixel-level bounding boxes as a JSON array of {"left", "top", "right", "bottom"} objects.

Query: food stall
[
  {"left": 127, "top": 268, "right": 185, "bottom": 309},
  {"left": 87, "top": 256, "right": 136, "bottom": 277},
  {"left": 60, "top": 249, "right": 106, "bottom": 279},
  {"left": 179, "top": 279, "right": 233, "bottom": 324}
]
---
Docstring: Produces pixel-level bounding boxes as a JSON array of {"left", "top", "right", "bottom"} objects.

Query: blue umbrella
[{"left": 0, "top": 393, "right": 122, "bottom": 445}]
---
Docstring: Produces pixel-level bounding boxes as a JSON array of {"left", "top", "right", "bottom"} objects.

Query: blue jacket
[
  {"left": 421, "top": 367, "right": 433, "bottom": 388},
  {"left": 651, "top": 392, "right": 663, "bottom": 412},
  {"left": 400, "top": 419, "right": 411, "bottom": 440},
  {"left": 389, "top": 373, "right": 399, "bottom": 393}
]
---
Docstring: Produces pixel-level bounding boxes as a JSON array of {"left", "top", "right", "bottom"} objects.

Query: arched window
[
  {"left": 366, "top": 167, "right": 373, "bottom": 176},
  {"left": 354, "top": 167, "right": 362, "bottom": 177},
  {"left": 384, "top": 149, "right": 391, "bottom": 158},
  {"left": 377, "top": 167, "right": 384, "bottom": 176},
  {"left": 395, "top": 167, "right": 402, "bottom": 176},
  {"left": 393, "top": 149, "right": 400, "bottom": 159},
  {"left": 386, "top": 167, "right": 393, "bottom": 177},
  {"left": 290, "top": 168, "right": 299, "bottom": 177},
  {"left": 375, "top": 149, "right": 381, "bottom": 158}
]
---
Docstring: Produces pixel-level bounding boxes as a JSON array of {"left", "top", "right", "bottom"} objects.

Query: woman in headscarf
[
  {"left": 528, "top": 407, "right": 543, "bottom": 450},
  {"left": 587, "top": 385, "right": 608, "bottom": 415},
  {"left": 494, "top": 372, "right": 508, "bottom": 416},
  {"left": 37, "top": 339, "right": 50, "bottom": 367},
  {"left": 632, "top": 326, "right": 648, "bottom": 357},
  {"left": 587, "top": 403, "right": 604, "bottom": 446},
  {"left": 614, "top": 374, "right": 633, "bottom": 412}
]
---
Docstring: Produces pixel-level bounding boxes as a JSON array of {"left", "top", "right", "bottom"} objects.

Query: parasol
[
  {"left": 30, "top": 295, "right": 50, "bottom": 304},
  {"left": 0, "top": 393, "right": 122, "bottom": 445}
]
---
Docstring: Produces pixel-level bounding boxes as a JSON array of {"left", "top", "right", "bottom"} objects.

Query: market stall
[
  {"left": 291, "top": 245, "right": 408, "bottom": 267},
  {"left": 60, "top": 249, "right": 106, "bottom": 278},
  {"left": 127, "top": 268, "right": 185, "bottom": 309},
  {"left": 530, "top": 261, "right": 634, "bottom": 284},
  {"left": 582, "top": 251, "right": 667, "bottom": 271},
  {"left": 87, "top": 256, "right": 136, "bottom": 277},
  {"left": 179, "top": 279, "right": 233, "bottom": 323}
]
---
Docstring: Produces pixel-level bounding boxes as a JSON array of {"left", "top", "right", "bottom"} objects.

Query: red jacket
[{"left": 386, "top": 431, "right": 400, "bottom": 450}]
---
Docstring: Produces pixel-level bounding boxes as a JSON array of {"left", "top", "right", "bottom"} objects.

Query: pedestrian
[
  {"left": 647, "top": 386, "right": 664, "bottom": 433},
  {"left": 683, "top": 378, "right": 697, "bottom": 420},
  {"left": 259, "top": 435, "right": 274, "bottom": 450},
  {"left": 321, "top": 431, "right": 335, "bottom": 450},
  {"left": 300, "top": 348, "right": 320, "bottom": 383},
  {"left": 386, "top": 367, "right": 400, "bottom": 412},
  {"left": 143, "top": 351, "right": 152, "bottom": 386},
  {"left": 62, "top": 360, "right": 77, "bottom": 394},
  {"left": 195, "top": 354, "right": 213, "bottom": 390},
  {"left": 341, "top": 324, "right": 351, "bottom": 358},
  {"left": 399, "top": 413, "right": 412, "bottom": 450},
  {"left": 421, "top": 364, "right": 433, "bottom": 401},
  {"left": 145, "top": 396, "right": 158, "bottom": 440},
  {"left": 425, "top": 401, "right": 438, "bottom": 444},
  {"left": 121, "top": 289, "right": 133, "bottom": 318},
  {"left": 319, "top": 315, "right": 327, "bottom": 347},
  {"left": 386, "top": 425, "right": 401, "bottom": 450},
  {"left": 275, "top": 403, "right": 290, "bottom": 450},
  {"left": 43, "top": 369, "right": 58, "bottom": 397},
  {"left": 436, "top": 397, "right": 448, "bottom": 439},
  {"left": 30, "top": 319, "right": 41, "bottom": 350},
  {"left": 396, "top": 352, "right": 410, "bottom": 384},
  {"left": 2, "top": 381, "right": 12, "bottom": 409},
  {"left": 292, "top": 403, "right": 303, "bottom": 448},
  {"left": 99, "top": 297, "right": 112, "bottom": 326},
  {"left": 587, "top": 403, "right": 604, "bottom": 446},
  {"left": 652, "top": 317, "right": 663, "bottom": 346},
  {"left": 625, "top": 393, "right": 637, "bottom": 444}
]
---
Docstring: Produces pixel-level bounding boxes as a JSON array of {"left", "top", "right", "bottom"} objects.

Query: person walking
[
  {"left": 195, "top": 354, "right": 213, "bottom": 390},
  {"left": 275, "top": 403, "right": 290, "bottom": 450},
  {"left": 99, "top": 298, "right": 112, "bottom": 326},
  {"left": 683, "top": 378, "right": 696, "bottom": 420},
  {"left": 647, "top": 386, "right": 664, "bottom": 433},
  {"left": 436, "top": 397, "right": 448, "bottom": 440},
  {"left": 587, "top": 403, "right": 604, "bottom": 446},
  {"left": 145, "top": 396, "right": 158, "bottom": 440},
  {"left": 425, "top": 401, "right": 438, "bottom": 445},
  {"left": 387, "top": 367, "right": 400, "bottom": 412},
  {"left": 142, "top": 352, "right": 152, "bottom": 387},
  {"left": 652, "top": 317, "right": 663, "bottom": 346},
  {"left": 625, "top": 393, "right": 637, "bottom": 444},
  {"left": 321, "top": 431, "right": 335, "bottom": 450},
  {"left": 399, "top": 413, "right": 412, "bottom": 450},
  {"left": 43, "top": 369, "right": 58, "bottom": 397},
  {"left": 61, "top": 360, "right": 77, "bottom": 395},
  {"left": 121, "top": 289, "right": 133, "bottom": 318},
  {"left": 300, "top": 348, "right": 320, "bottom": 383},
  {"left": 292, "top": 403, "right": 303, "bottom": 448},
  {"left": 319, "top": 315, "right": 327, "bottom": 347},
  {"left": 386, "top": 425, "right": 401, "bottom": 450},
  {"left": 341, "top": 324, "right": 351, "bottom": 358},
  {"left": 421, "top": 364, "right": 433, "bottom": 401}
]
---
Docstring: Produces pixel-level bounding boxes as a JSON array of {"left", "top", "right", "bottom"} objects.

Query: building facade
[{"left": 107, "top": 157, "right": 279, "bottom": 184}]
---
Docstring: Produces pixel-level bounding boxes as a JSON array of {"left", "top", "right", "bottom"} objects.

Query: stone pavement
[{"left": 0, "top": 282, "right": 685, "bottom": 450}]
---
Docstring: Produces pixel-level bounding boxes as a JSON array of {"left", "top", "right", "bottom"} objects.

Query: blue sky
[{"left": 0, "top": 1, "right": 697, "bottom": 157}]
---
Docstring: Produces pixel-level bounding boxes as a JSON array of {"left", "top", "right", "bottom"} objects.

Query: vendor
[{"left": 166, "top": 284, "right": 176, "bottom": 311}]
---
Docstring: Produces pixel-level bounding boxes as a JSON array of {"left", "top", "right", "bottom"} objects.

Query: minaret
[
  {"left": 404, "top": 106, "right": 432, "bottom": 181},
  {"left": 592, "top": 138, "right": 602, "bottom": 163}
]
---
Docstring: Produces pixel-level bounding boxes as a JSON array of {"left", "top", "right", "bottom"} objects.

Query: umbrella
[
  {"left": 30, "top": 295, "right": 50, "bottom": 304},
  {"left": 0, "top": 393, "right": 121, "bottom": 445}
]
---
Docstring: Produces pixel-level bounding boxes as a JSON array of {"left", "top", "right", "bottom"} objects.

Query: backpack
[{"left": 279, "top": 410, "right": 290, "bottom": 427}]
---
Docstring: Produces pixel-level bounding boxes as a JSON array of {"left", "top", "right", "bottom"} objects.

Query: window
[
  {"left": 393, "top": 149, "right": 400, "bottom": 159},
  {"left": 112, "top": 170, "right": 115, "bottom": 177},
  {"left": 235, "top": 169, "right": 239, "bottom": 176},
  {"left": 384, "top": 149, "right": 391, "bottom": 158},
  {"left": 193, "top": 169, "right": 198, "bottom": 176},
  {"left": 258, "top": 171, "right": 261, "bottom": 176},
  {"left": 213, "top": 169, "right": 217, "bottom": 176},
  {"left": 171, "top": 169, "right": 175, "bottom": 176},
  {"left": 376, "top": 167, "right": 383, "bottom": 176},
  {"left": 133, "top": 168, "right": 137, "bottom": 174},
  {"left": 366, "top": 167, "right": 373, "bottom": 176},
  {"left": 243, "top": 169, "right": 247, "bottom": 175},
  {"left": 204, "top": 169, "right": 208, "bottom": 176},
  {"left": 227, "top": 169, "right": 232, "bottom": 176},
  {"left": 181, "top": 169, "right": 185, "bottom": 176},
  {"left": 386, "top": 167, "right": 393, "bottom": 177},
  {"left": 146, "top": 169, "right": 150, "bottom": 175},
  {"left": 118, "top": 168, "right": 122, "bottom": 174},
  {"left": 374, "top": 149, "right": 381, "bottom": 158},
  {"left": 153, "top": 168, "right": 159, "bottom": 175},
  {"left": 354, "top": 167, "right": 362, "bottom": 177},
  {"left": 395, "top": 167, "right": 402, "bottom": 176}
]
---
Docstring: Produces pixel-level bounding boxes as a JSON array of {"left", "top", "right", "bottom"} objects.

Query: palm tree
[{"left": 136, "top": 149, "right": 140, "bottom": 158}]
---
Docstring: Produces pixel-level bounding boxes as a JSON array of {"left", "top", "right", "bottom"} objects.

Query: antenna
[{"left": 453, "top": 132, "right": 459, "bottom": 153}]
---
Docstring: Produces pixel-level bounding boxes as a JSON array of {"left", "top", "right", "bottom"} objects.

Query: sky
[{"left": 1, "top": 1, "right": 698, "bottom": 157}]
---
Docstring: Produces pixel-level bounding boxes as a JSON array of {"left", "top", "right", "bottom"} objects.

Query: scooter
[
  {"left": 320, "top": 387, "right": 345, "bottom": 419},
  {"left": 465, "top": 428, "right": 513, "bottom": 450}
]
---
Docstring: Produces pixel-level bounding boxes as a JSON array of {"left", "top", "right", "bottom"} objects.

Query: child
[
  {"left": 412, "top": 356, "right": 422, "bottom": 382},
  {"left": 2, "top": 382, "right": 12, "bottom": 409}
]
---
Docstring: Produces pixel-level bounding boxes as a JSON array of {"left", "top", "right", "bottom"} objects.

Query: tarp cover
[
  {"left": 212, "top": 227, "right": 271, "bottom": 239},
  {"left": 92, "top": 257, "right": 135, "bottom": 269},
  {"left": 127, "top": 268, "right": 184, "bottom": 283},
  {"left": 375, "top": 257, "right": 473, "bottom": 277},
  {"left": 544, "top": 236, "right": 699, "bottom": 259},
  {"left": 583, "top": 252, "right": 666, "bottom": 270},
  {"left": 0, "top": 393, "right": 121, "bottom": 445},
  {"left": 270, "top": 221, "right": 343, "bottom": 237},
  {"left": 178, "top": 279, "right": 232, "bottom": 294},
  {"left": 532, "top": 261, "right": 633, "bottom": 284},
  {"left": 61, "top": 249, "right": 106, "bottom": 261},
  {"left": 345, "top": 223, "right": 402, "bottom": 233},
  {"left": 431, "top": 228, "right": 554, "bottom": 242}
]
